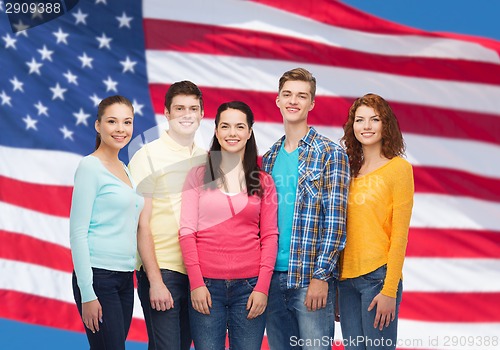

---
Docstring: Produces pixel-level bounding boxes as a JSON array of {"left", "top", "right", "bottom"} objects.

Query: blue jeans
[
  {"left": 338, "top": 265, "right": 403, "bottom": 350},
  {"left": 266, "top": 271, "right": 336, "bottom": 350},
  {"left": 189, "top": 277, "right": 267, "bottom": 350},
  {"left": 137, "top": 268, "right": 191, "bottom": 350},
  {"left": 72, "top": 268, "right": 134, "bottom": 350}
]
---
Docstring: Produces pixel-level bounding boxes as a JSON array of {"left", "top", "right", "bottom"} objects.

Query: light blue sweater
[{"left": 70, "top": 155, "right": 144, "bottom": 303}]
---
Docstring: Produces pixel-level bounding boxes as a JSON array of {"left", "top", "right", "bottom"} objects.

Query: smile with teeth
[
  {"left": 112, "top": 135, "right": 127, "bottom": 141},
  {"left": 361, "top": 132, "right": 375, "bottom": 137},
  {"left": 225, "top": 139, "right": 239, "bottom": 145},
  {"left": 179, "top": 121, "right": 194, "bottom": 126}
]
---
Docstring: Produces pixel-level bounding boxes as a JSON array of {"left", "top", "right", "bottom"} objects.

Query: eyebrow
[
  {"left": 172, "top": 104, "right": 199, "bottom": 108},
  {"left": 105, "top": 116, "right": 133, "bottom": 119},
  {"left": 281, "top": 90, "right": 309, "bottom": 95},
  {"left": 219, "top": 122, "right": 247, "bottom": 126},
  {"left": 355, "top": 115, "right": 379, "bottom": 118}
]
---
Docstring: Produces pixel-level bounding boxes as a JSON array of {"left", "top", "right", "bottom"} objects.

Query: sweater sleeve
[
  {"left": 69, "top": 158, "right": 99, "bottom": 303},
  {"left": 178, "top": 167, "right": 205, "bottom": 291},
  {"left": 253, "top": 172, "right": 279, "bottom": 295},
  {"left": 381, "top": 159, "right": 414, "bottom": 297}
]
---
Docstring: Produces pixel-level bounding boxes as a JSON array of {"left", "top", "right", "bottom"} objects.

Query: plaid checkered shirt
[{"left": 263, "top": 127, "right": 350, "bottom": 288}]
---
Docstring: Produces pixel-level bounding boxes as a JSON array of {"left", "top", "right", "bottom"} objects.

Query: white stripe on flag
[
  {"left": 143, "top": 0, "right": 500, "bottom": 63},
  {"left": 0, "top": 201, "right": 69, "bottom": 247},
  {"left": 146, "top": 51, "right": 500, "bottom": 114},
  {"left": 0, "top": 259, "right": 144, "bottom": 319},
  {"left": 403, "top": 258, "right": 500, "bottom": 292}
]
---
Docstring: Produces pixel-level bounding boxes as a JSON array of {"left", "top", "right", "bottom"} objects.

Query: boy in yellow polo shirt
[{"left": 128, "top": 81, "right": 206, "bottom": 350}]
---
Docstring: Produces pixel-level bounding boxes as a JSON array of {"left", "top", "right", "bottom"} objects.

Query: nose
[
  {"left": 363, "top": 120, "right": 372, "bottom": 129},
  {"left": 116, "top": 122, "right": 125, "bottom": 132},
  {"left": 290, "top": 94, "right": 298, "bottom": 104}
]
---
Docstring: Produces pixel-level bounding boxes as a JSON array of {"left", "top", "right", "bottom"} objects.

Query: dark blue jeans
[
  {"left": 338, "top": 265, "right": 403, "bottom": 350},
  {"left": 72, "top": 268, "right": 134, "bottom": 350},
  {"left": 266, "top": 271, "right": 336, "bottom": 350},
  {"left": 137, "top": 268, "right": 191, "bottom": 350},
  {"left": 189, "top": 277, "right": 267, "bottom": 350}
]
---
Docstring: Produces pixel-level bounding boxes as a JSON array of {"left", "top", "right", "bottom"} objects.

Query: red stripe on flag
[
  {"left": 252, "top": 0, "right": 500, "bottom": 65},
  {"left": 251, "top": 0, "right": 426, "bottom": 35},
  {"left": 252, "top": 0, "right": 500, "bottom": 55},
  {"left": 0, "top": 232, "right": 140, "bottom": 290},
  {"left": 0, "top": 291, "right": 83, "bottom": 332},
  {"left": 406, "top": 228, "right": 500, "bottom": 258},
  {"left": 400, "top": 292, "right": 500, "bottom": 322},
  {"left": 143, "top": 19, "right": 500, "bottom": 85},
  {"left": 150, "top": 85, "right": 500, "bottom": 145},
  {"left": 0, "top": 287, "right": 147, "bottom": 341},
  {"left": 0, "top": 290, "right": 148, "bottom": 341},
  {"left": 0, "top": 175, "right": 71, "bottom": 218},
  {"left": 3, "top": 225, "right": 498, "bottom": 280},
  {"left": 0, "top": 230, "right": 73, "bottom": 272},
  {"left": 414, "top": 167, "right": 500, "bottom": 203}
]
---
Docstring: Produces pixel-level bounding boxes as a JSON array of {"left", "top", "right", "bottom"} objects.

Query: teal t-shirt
[{"left": 271, "top": 144, "right": 298, "bottom": 271}]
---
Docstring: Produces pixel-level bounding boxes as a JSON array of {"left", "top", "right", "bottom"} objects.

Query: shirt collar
[{"left": 160, "top": 130, "right": 197, "bottom": 153}]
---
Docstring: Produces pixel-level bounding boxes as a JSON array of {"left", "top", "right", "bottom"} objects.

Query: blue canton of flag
[{"left": 0, "top": 0, "right": 156, "bottom": 161}]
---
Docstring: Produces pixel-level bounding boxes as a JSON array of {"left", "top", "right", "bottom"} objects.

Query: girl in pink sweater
[{"left": 179, "top": 101, "right": 278, "bottom": 350}]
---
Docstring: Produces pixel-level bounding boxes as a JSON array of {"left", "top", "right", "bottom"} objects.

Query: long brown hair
[
  {"left": 204, "top": 101, "right": 262, "bottom": 197},
  {"left": 95, "top": 95, "right": 134, "bottom": 150},
  {"left": 341, "top": 93, "right": 405, "bottom": 177}
]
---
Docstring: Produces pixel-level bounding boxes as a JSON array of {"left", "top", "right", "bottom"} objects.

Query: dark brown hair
[
  {"left": 204, "top": 101, "right": 262, "bottom": 197},
  {"left": 164, "top": 80, "right": 203, "bottom": 112},
  {"left": 95, "top": 95, "right": 134, "bottom": 150}
]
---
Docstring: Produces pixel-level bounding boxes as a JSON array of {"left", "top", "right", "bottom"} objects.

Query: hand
[
  {"left": 367, "top": 293, "right": 396, "bottom": 330},
  {"left": 191, "top": 286, "right": 212, "bottom": 315},
  {"left": 304, "top": 278, "right": 328, "bottom": 311},
  {"left": 246, "top": 291, "right": 268, "bottom": 319},
  {"left": 82, "top": 299, "right": 102, "bottom": 333},
  {"left": 149, "top": 282, "right": 174, "bottom": 311}
]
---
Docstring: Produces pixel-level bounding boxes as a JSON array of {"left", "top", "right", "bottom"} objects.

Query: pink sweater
[{"left": 179, "top": 166, "right": 278, "bottom": 295}]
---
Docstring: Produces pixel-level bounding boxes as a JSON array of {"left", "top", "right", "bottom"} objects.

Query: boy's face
[
  {"left": 165, "top": 94, "right": 203, "bottom": 138},
  {"left": 276, "top": 80, "right": 315, "bottom": 124}
]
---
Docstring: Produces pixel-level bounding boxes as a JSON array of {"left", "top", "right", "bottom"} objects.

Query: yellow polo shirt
[{"left": 128, "top": 131, "right": 206, "bottom": 274}]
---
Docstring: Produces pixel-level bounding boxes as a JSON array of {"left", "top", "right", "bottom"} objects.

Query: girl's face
[
  {"left": 215, "top": 108, "right": 252, "bottom": 157},
  {"left": 95, "top": 103, "right": 134, "bottom": 151},
  {"left": 353, "top": 105, "right": 383, "bottom": 148}
]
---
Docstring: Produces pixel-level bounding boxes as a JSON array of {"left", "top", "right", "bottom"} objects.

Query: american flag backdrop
[{"left": 1, "top": 0, "right": 499, "bottom": 349}]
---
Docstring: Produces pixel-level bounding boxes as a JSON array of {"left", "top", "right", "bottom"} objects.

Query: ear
[
  {"left": 309, "top": 99, "right": 315, "bottom": 111},
  {"left": 275, "top": 95, "right": 280, "bottom": 108},
  {"left": 95, "top": 119, "right": 100, "bottom": 133},
  {"left": 164, "top": 106, "right": 170, "bottom": 120},
  {"left": 248, "top": 128, "right": 253, "bottom": 139}
]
